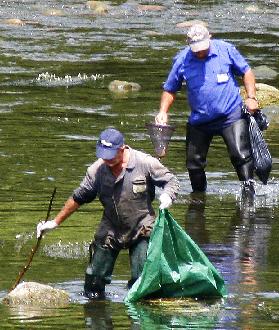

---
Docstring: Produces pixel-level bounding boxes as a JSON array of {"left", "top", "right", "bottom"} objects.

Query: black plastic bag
[
  {"left": 246, "top": 112, "right": 272, "bottom": 184},
  {"left": 253, "top": 109, "right": 269, "bottom": 131}
]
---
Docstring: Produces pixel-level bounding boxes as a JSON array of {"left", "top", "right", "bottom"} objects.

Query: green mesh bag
[{"left": 125, "top": 209, "right": 226, "bottom": 302}]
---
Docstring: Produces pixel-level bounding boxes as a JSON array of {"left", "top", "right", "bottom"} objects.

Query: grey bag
[{"left": 146, "top": 123, "right": 175, "bottom": 158}]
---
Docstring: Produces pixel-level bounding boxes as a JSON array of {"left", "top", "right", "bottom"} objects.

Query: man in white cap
[
  {"left": 36, "top": 127, "right": 179, "bottom": 299},
  {"left": 155, "top": 24, "right": 258, "bottom": 198}
]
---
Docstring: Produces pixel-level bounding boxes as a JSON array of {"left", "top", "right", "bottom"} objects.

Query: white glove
[
  {"left": 37, "top": 220, "right": 58, "bottom": 238},
  {"left": 159, "top": 193, "right": 172, "bottom": 209}
]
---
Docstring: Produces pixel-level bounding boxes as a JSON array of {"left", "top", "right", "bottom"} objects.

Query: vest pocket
[{"left": 132, "top": 178, "right": 147, "bottom": 194}]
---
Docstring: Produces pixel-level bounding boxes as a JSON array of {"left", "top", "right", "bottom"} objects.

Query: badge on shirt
[
  {"left": 132, "top": 178, "right": 147, "bottom": 194},
  {"left": 217, "top": 73, "right": 229, "bottom": 83}
]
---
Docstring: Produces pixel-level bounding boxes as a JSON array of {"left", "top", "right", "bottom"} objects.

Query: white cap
[{"left": 187, "top": 24, "right": 210, "bottom": 52}]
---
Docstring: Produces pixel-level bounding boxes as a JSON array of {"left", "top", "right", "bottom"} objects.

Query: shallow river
[{"left": 0, "top": 0, "right": 279, "bottom": 329}]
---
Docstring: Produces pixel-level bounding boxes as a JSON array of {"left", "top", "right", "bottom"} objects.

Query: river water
[{"left": 0, "top": 0, "right": 279, "bottom": 329}]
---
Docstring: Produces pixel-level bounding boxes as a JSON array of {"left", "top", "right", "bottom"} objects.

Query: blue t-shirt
[{"left": 163, "top": 39, "right": 250, "bottom": 126}]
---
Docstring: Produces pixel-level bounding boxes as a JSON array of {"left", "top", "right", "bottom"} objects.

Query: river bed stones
[{"left": 2, "top": 282, "right": 70, "bottom": 306}]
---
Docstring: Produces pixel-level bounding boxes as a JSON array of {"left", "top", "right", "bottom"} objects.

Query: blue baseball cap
[{"left": 96, "top": 128, "right": 124, "bottom": 160}]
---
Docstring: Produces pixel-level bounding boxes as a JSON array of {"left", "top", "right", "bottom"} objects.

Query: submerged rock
[
  {"left": 262, "top": 104, "right": 279, "bottom": 127},
  {"left": 3, "top": 18, "right": 25, "bottom": 26},
  {"left": 2, "top": 282, "right": 70, "bottom": 306},
  {"left": 253, "top": 65, "right": 278, "bottom": 80},
  {"left": 176, "top": 20, "right": 207, "bottom": 29},
  {"left": 43, "top": 9, "right": 65, "bottom": 16},
  {"left": 108, "top": 80, "right": 141, "bottom": 93},
  {"left": 86, "top": 1, "right": 110, "bottom": 15},
  {"left": 137, "top": 5, "right": 166, "bottom": 12},
  {"left": 245, "top": 5, "right": 259, "bottom": 12}
]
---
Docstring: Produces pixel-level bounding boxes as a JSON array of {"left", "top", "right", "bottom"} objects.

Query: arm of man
[
  {"left": 243, "top": 68, "right": 259, "bottom": 114},
  {"left": 155, "top": 91, "right": 176, "bottom": 124},
  {"left": 155, "top": 50, "right": 185, "bottom": 125},
  {"left": 53, "top": 197, "right": 80, "bottom": 225},
  {"left": 146, "top": 155, "right": 180, "bottom": 209}
]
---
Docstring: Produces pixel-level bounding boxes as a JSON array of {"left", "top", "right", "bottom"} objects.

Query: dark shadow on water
[{"left": 84, "top": 301, "right": 114, "bottom": 330}]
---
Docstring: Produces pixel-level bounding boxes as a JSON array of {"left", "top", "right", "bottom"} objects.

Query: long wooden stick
[{"left": 9, "top": 187, "right": 57, "bottom": 292}]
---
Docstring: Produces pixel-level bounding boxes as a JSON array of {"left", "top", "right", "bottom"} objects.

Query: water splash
[
  {"left": 42, "top": 240, "right": 90, "bottom": 259},
  {"left": 14, "top": 232, "right": 34, "bottom": 253},
  {"left": 35, "top": 72, "right": 105, "bottom": 87}
]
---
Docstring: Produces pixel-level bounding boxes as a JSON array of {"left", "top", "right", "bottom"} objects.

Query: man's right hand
[
  {"left": 155, "top": 111, "right": 168, "bottom": 125},
  {"left": 36, "top": 220, "right": 58, "bottom": 238}
]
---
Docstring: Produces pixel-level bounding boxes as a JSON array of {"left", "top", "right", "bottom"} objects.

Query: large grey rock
[
  {"left": 2, "top": 282, "right": 70, "bottom": 306},
  {"left": 253, "top": 65, "right": 278, "bottom": 80}
]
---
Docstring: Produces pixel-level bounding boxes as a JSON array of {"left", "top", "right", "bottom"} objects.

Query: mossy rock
[
  {"left": 3, "top": 18, "right": 25, "bottom": 25},
  {"left": 240, "top": 83, "right": 279, "bottom": 108},
  {"left": 86, "top": 1, "right": 110, "bottom": 14},
  {"left": 2, "top": 282, "right": 70, "bottom": 307},
  {"left": 108, "top": 80, "right": 141, "bottom": 93}
]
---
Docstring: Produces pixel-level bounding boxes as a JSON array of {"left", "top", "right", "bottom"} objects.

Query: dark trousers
[
  {"left": 186, "top": 118, "right": 254, "bottom": 192},
  {"left": 84, "top": 238, "right": 149, "bottom": 295}
]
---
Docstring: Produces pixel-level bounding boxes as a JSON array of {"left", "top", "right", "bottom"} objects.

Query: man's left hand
[{"left": 245, "top": 97, "right": 259, "bottom": 114}]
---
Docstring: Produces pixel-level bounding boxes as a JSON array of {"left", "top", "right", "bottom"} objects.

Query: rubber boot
[
  {"left": 84, "top": 244, "right": 118, "bottom": 299},
  {"left": 188, "top": 169, "right": 207, "bottom": 192},
  {"left": 186, "top": 123, "right": 211, "bottom": 193},
  {"left": 235, "top": 159, "right": 254, "bottom": 182},
  {"left": 84, "top": 272, "right": 105, "bottom": 299},
  {"left": 128, "top": 238, "right": 149, "bottom": 288}
]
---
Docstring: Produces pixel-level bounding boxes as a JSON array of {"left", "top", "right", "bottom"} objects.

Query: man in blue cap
[
  {"left": 37, "top": 127, "right": 179, "bottom": 298},
  {"left": 155, "top": 24, "right": 259, "bottom": 198}
]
